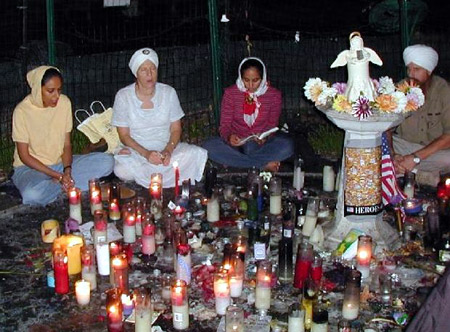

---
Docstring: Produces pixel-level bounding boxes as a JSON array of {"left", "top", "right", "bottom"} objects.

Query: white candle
[
  {"left": 162, "top": 286, "right": 172, "bottom": 301},
  {"left": 269, "top": 195, "right": 282, "bottom": 215},
  {"left": 302, "top": 213, "right": 318, "bottom": 237},
  {"left": 142, "top": 234, "right": 156, "bottom": 255},
  {"left": 323, "top": 166, "right": 335, "bottom": 192},
  {"left": 288, "top": 312, "right": 305, "bottom": 332},
  {"left": 207, "top": 197, "right": 220, "bottom": 222},
  {"left": 135, "top": 308, "right": 152, "bottom": 332},
  {"left": 356, "top": 264, "right": 370, "bottom": 279},
  {"left": 255, "top": 286, "right": 271, "bottom": 310},
  {"left": 70, "top": 203, "right": 82, "bottom": 224},
  {"left": 96, "top": 242, "right": 110, "bottom": 276},
  {"left": 311, "top": 322, "right": 328, "bottom": 332},
  {"left": 215, "top": 296, "right": 231, "bottom": 316},
  {"left": 342, "top": 302, "right": 359, "bottom": 320},
  {"left": 214, "top": 273, "right": 231, "bottom": 315},
  {"left": 75, "top": 279, "right": 91, "bottom": 306},
  {"left": 172, "top": 303, "right": 189, "bottom": 330},
  {"left": 81, "top": 267, "right": 97, "bottom": 290},
  {"left": 94, "top": 229, "right": 107, "bottom": 246},
  {"left": 293, "top": 167, "right": 305, "bottom": 191},
  {"left": 176, "top": 252, "right": 192, "bottom": 285},
  {"left": 229, "top": 276, "right": 243, "bottom": 298},
  {"left": 404, "top": 184, "right": 414, "bottom": 198},
  {"left": 123, "top": 224, "right": 136, "bottom": 243}
]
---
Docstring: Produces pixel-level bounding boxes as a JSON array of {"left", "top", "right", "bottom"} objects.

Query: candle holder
[
  {"left": 53, "top": 249, "right": 69, "bottom": 294},
  {"left": 288, "top": 303, "right": 304, "bottom": 332},
  {"left": 109, "top": 198, "right": 121, "bottom": 221},
  {"left": 81, "top": 245, "right": 97, "bottom": 290},
  {"left": 225, "top": 305, "right": 244, "bottom": 332},
  {"left": 214, "top": 269, "right": 231, "bottom": 315},
  {"left": 206, "top": 190, "right": 220, "bottom": 223},
  {"left": 53, "top": 234, "right": 84, "bottom": 275},
  {"left": 89, "top": 178, "right": 103, "bottom": 215},
  {"left": 93, "top": 210, "right": 108, "bottom": 246},
  {"left": 403, "top": 171, "right": 416, "bottom": 198},
  {"left": 323, "top": 165, "right": 336, "bottom": 192},
  {"left": 122, "top": 203, "right": 136, "bottom": 244},
  {"left": 75, "top": 279, "right": 91, "bottom": 306},
  {"left": 255, "top": 260, "right": 272, "bottom": 316},
  {"left": 142, "top": 215, "right": 156, "bottom": 255},
  {"left": 356, "top": 235, "right": 372, "bottom": 279},
  {"left": 41, "top": 219, "right": 60, "bottom": 243},
  {"left": 96, "top": 240, "right": 110, "bottom": 276},
  {"left": 176, "top": 243, "right": 192, "bottom": 285},
  {"left": 247, "top": 190, "right": 258, "bottom": 222},
  {"left": 111, "top": 253, "right": 129, "bottom": 293},
  {"left": 303, "top": 197, "right": 320, "bottom": 237},
  {"left": 342, "top": 269, "right": 361, "bottom": 320},
  {"left": 311, "top": 305, "right": 329, "bottom": 331},
  {"left": 269, "top": 177, "right": 282, "bottom": 215},
  {"left": 68, "top": 187, "right": 82, "bottom": 224},
  {"left": 403, "top": 198, "right": 423, "bottom": 215},
  {"left": 106, "top": 288, "right": 123, "bottom": 332},
  {"left": 173, "top": 161, "right": 180, "bottom": 197},
  {"left": 150, "top": 198, "right": 163, "bottom": 221},
  {"left": 278, "top": 214, "right": 294, "bottom": 283},
  {"left": 426, "top": 201, "right": 441, "bottom": 247},
  {"left": 171, "top": 279, "right": 189, "bottom": 330},
  {"left": 379, "top": 273, "right": 392, "bottom": 306},
  {"left": 302, "top": 276, "right": 319, "bottom": 330},
  {"left": 133, "top": 196, "right": 146, "bottom": 237},
  {"left": 109, "top": 241, "right": 122, "bottom": 283},
  {"left": 161, "top": 274, "right": 173, "bottom": 302},
  {"left": 294, "top": 242, "right": 313, "bottom": 289},
  {"left": 134, "top": 287, "right": 152, "bottom": 330},
  {"left": 311, "top": 254, "right": 323, "bottom": 285},
  {"left": 150, "top": 173, "right": 163, "bottom": 201},
  {"left": 229, "top": 252, "right": 244, "bottom": 298},
  {"left": 121, "top": 293, "right": 134, "bottom": 316}
]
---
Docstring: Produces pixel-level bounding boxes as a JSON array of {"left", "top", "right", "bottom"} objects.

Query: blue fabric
[
  {"left": 203, "top": 133, "right": 294, "bottom": 169},
  {"left": 12, "top": 153, "right": 114, "bottom": 206}
]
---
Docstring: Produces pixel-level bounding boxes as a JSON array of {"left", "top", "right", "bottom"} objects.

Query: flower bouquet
[{"left": 304, "top": 77, "right": 425, "bottom": 120}]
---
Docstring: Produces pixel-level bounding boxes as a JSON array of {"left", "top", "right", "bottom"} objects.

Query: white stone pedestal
[{"left": 319, "top": 109, "right": 405, "bottom": 252}]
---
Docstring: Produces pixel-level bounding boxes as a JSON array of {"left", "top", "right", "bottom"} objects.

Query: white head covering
[
  {"left": 403, "top": 44, "right": 438, "bottom": 73},
  {"left": 129, "top": 48, "right": 159, "bottom": 77},
  {"left": 236, "top": 57, "right": 268, "bottom": 96}
]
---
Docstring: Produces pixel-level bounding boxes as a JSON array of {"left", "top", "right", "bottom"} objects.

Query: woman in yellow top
[{"left": 11, "top": 66, "right": 114, "bottom": 205}]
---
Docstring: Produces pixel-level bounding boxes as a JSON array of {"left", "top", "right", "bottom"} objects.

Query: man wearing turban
[{"left": 388, "top": 45, "right": 450, "bottom": 186}]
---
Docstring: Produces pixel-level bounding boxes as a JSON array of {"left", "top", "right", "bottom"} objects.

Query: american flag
[{"left": 381, "top": 132, "right": 406, "bottom": 205}]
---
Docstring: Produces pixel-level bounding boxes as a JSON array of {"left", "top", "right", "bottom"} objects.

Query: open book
[{"left": 236, "top": 127, "right": 279, "bottom": 146}]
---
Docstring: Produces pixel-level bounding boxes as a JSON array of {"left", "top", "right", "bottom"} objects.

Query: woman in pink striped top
[{"left": 203, "top": 57, "right": 294, "bottom": 171}]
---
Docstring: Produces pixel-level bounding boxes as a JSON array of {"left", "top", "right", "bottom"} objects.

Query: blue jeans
[
  {"left": 203, "top": 133, "right": 294, "bottom": 169},
  {"left": 12, "top": 153, "right": 114, "bottom": 206}
]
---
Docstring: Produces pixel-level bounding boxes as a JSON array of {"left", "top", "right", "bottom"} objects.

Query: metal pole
[
  {"left": 208, "top": 0, "right": 223, "bottom": 129},
  {"left": 399, "top": 0, "right": 409, "bottom": 77},
  {"left": 46, "top": 0, "right": 56, "bottom": 65},
  {"left": 18, "top": 0, "right": 28, "bottom": 95}
]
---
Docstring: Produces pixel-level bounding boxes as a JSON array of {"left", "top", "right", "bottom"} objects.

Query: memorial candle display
[
  {"left": 93, "top": 210, "right": 107, "bottom": 246},
  {"left": 302, "top": 197, "right": 320, "bottom": 237},
  {"left": 112, "top": 253, "right": 129, "bottom": 293},
  {"left": 53, "top": 234, "right": 84, "bottom": 275},
  {"left": 89, "top": 178, "right": 103, "bottom": 215},
  {"left": 68, "top": 187, "right": 82, "bottom": 224},
  {"left": 294, "top": 242, "right": 314, "bottom": 289},
  {"left": 106, "top": 288, "right": 123, "bottom": 332},
  {"left": 225, "top": 305, "right": 244, "bottom": 332},
  {"left": 269, "top": 177, "right": 282, "bottom": 215},
  {"left": 214, "top": 269, "right": 231, "bottom": 315},
  {"left": 171, "top": 279, "right": 189, "bottom": 330},
  {"left": 81, "top": 245, "right": 97, "bottom": 290},
  {"left": 255, "top": 260, "right": 272, "bottom": 314},
  {"left": 342, "top": 269, "right": 361, "bottom": 320},
  {"left": 207, "top": 193, "right": 220, "bottom": 223},
  {"left": 141, "top": 216, "right": 156, "bottom": 255},
  {"left": 322, "top": 165, "right": 336, "bottom": 192},
  {"left": 150, "top": 173, "right": 163, "bottom": 200},
  {"left": 122, "top": 204, "right": 136, "bottom": 243},
  {"left": 356, "top": 235, "right": 372, "bottom": 279},
  {"left": 96, "top": 240, "right": 110, "bottom": 276},
  {"left": 53, "top": 249, "right": 69, "bottom": 294},
  {"left": 173, "top": 161, "right": 180, "bottom": 197},
  {"left": 75, "top": 279, "right": 91, "bottom": 306},
  {"left": 135, "top": 287, "right": 152, "bottom": 332},
  {"left": 176, "top": 243, "right": 192, "bottom": 285}
]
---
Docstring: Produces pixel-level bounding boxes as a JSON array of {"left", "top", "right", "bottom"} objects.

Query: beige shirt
[{"left": 396, "top": 75, "right": 450, "bottom": 145}]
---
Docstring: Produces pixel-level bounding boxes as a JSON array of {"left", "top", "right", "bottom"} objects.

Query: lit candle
[
  {"left": 288, "top": 306, "right": 305, "bottom": 332},
  {"left": 68, "top": 187, "right": 82, "bottom": 224},
  {"left": 176, "top": 244, "right": 192, "bottom": 285},
  {"left": 255, "top": 260, "right": 272, "bottom": 314},
  {"left": 173, "top": 161, "right": 180, "bottom": 197},
  {"left": 171, "top": 279, "right": 189, "bottom": 330},
  {"left": 53, "top": 250, "right": 69, "bottom": 294},
  {"left": 207, "top": 195, "right": 220, "bottom": 222},
  {"left": 96, "top": 240, "right": 110, "bottom": 276},
  {"left": 403, "top": 198, "right": 423, "bottom": 215},
  {"left": 75, "top": 279, "right": 91, "bottom": 306},
  {"left": 93, "top": 210, "right": 108, "bottom": 246},
  {"left": 81, "top": 245, "right": 97, "bottom": 290},
  {"left": 150, "top": 173, "right": 163, "bottom": 201},
  {"left": 53, "top": 234, "right": 84, "bottom": 275},
  {"left": 106, "top": 288, "right": 123, "bottom": 332},
  {"left": 150, "top": 199, "right": 163, "bottom": 221},
  {"left": 174, "top": 205, "right": 185, "bottom": 221},
  {"left": 214, "top": 270, "right": 231, "bottom": 315},
  {"left": 121, "top": 293, "right": 134, "bottom": 316},
  {"left": 134, "top": 204, "right": 144, "bottom": 237},
  {"left": 109, "top": 198, "right": 121, "bottom": 221},
  {"left": 162, "top": 274, "right": 173, "bottom": 302},
  {"left": 342, "top": 269, "right": 361, "bottom": 320},
  {"left": 109, "top": 241, "right": 122, "bottom": 284},
  {"left": 225, "top": 305, "right": 244, "bottom": 332},
  {"left": 89, "top": 178, "right": 103, "bottom": 215},
  {"left": 269, "top": 177, "right": 282, "bottom": 215},
  {"left": 356, "top": 235, "right": 372, "bottom": 279},
  {"left": 122, "top": 207, "right": 136, "bottom": 244},
  {"left": 142, "top": 216, "right": 156, "bottom": 255},
  {"left": 134, "top": 288, "right": 152, "bottom": 331},
  {"left": 112, "top": 253, "right": 129, "bottom": 293},
  {"left": 322, "top": 166, "right": 335, "bottom": 192},
  {"left": 229, "top": 252, "right": 244, "bottom": 298}
]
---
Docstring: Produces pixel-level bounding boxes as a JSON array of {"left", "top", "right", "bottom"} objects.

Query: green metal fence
[{"left": 0, "top": 0, "right": 449, "bottom": 172}]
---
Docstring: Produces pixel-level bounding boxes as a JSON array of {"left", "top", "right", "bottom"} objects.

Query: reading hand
[{"left": 229, "top": 134, "right": 241, "bottom": 147}]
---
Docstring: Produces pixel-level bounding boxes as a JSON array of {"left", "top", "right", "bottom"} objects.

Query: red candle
[
  {"left": 294, "top": 259, "right": 312, "bottom": 289},
  {"left": 53, "top": 250, "right": 69, "bottom": 294},
  {"left": 68, "top": 187, "right": 81, "bottom": 205},
  {"left": 173, "top": 161, "right": 180, "bottom": 197},
  {"left": 171, "top": 279, "right": 187, "bottom": 306},
  {"left": 109, "top": 241, "right": 122, "bottom": 256},
  {"left": 112, "top": 253, "right": 129, "bottom": 293},
  {"left": 94, "top": 211, "right": 107, "bottom": 231},
  {"left": 109, "top": 199, "right": 121, "bottom": 221},
  {"left": 106, "top": 288, "right": 123, "bottom": 332}
]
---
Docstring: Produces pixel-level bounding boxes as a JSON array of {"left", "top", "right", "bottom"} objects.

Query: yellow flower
[
  {"left": 333, "top": 95, "right": 352, "bottom": 112},
  {"left": 374, "top": 94, "right": 397, "bottom": 112}
]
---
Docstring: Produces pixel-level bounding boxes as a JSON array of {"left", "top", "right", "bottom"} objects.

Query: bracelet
[
  {"left": 63, "top": 165, "right": 72, "bottom": 172},
  {"left": 58, "top": 175, "right": 63, "bottom": 183},
  {"left": 169, "top": 141, "right": 176, "bottom": 146}
]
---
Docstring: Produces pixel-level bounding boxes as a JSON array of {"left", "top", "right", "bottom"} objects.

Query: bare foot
[{"left": 264, "top": 161, "right": 280, "bottom": 172}]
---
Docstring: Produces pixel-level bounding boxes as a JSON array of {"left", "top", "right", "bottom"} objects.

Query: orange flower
[
  {"left": 396, "top": 79, "right": 419, "bottom": 93},
  {"left": 374, "top": 95, "right": 397, "bottom": 112}
]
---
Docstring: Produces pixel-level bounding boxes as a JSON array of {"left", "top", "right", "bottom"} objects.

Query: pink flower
[
  {"left": 352, "top": 96, "right": 372, "bottom": 119},
  {"left": 332, "top": 82, "right": 347, "bottom": 95}
]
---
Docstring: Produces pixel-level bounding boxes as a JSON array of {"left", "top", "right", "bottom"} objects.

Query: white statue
[{"left": 331, "top": 32, "right": 383, "bottom": 102}]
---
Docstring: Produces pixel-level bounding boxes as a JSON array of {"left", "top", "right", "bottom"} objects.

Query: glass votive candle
[
  {"left": 356, "top": 235, "right": 372, "bottom": 279},
  {"left": 121, "top": 293, "right": 134, "bottom": 316},
  {"left": 225, "top": 305, "right": 244, "bottom": 332},
  {"left": 269, "top": 177, "right": 282, "bottom": 215},
  {"left": 379, "top": 273, "right": 392, "bottom": 306},
  {"left": 75, "top": 279, "right": 90, "bottom": 306},
  {"left": 162, "top": 274, "right": 173, "bottom": 302},
  {"left": 255, "top": 260, "right": 272, "bottom": 315},
  {"left": 342, "top": 269, "right": 361, "bottom": 320},
  {"left": 134, "top": 287, "right": 152, "bottom": 331},
  {"left": 288, "top": 303, "right": 305, "bottom": 332},
  {"left": 111, "top": 253, "right": 129, "bottom": 293},
  {"left": 171, "top": 279, "right": 189, "bottom": 330},
  {"left": 89, "top": 178, "right": 103, "bottom": 215},
  {"left": 106, "top": 288, "right": 123, "bottom": 332},
  {"left": 214, "top": 269, "right": 231, "bottom": 315},
  {"left": 303, "top": 197, "right": 320, "bottom": 237}
]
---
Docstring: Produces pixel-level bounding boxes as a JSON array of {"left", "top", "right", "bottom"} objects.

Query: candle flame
[
  {"left": 358, "top": 250, "right": 369, "bottom": 260},
  {"left": 173, "top": 161, "right": 179, "bottom": 168},
  {"left": 121, "top": 294, "right": 133, "bottom": 305},
  {"left": 446, "top": 178, "right": 450, "bottom": 186},
  {"left": 108, "top": 305, "right": 117, "bottom": 314}
]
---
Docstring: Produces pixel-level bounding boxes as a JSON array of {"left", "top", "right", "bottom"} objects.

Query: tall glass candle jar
[
  {"left": 96, "top": 240, "right": 110, "bottom": 276},
  {"left": 142, "top": 215, "right": 156, "bottom": 255},
  {"left": 278, "top": 214, "right": 294, "bottom": 282},
  {"left": 134, "top": 196, "right": 145, "bottom": 237},
  {"left": 225, "top": 305, "right": 244, "bottom": 332},
  {"left": 403, "top": 171, "right": 416, "bottom": 198},
  {"left": 356, "top": 235, "right": 372, "bottom": 279},
  {"left": 171, "top": 279, "right": 189, "bottom": 330},
  {"left": 52, "top": 234, "right": 84, "bottom": 275},
  {"left": 303, "top": 197, "right": 319, "bottom": 237},
  {"left": 106, "top": 288, "right": 123, "bottom": 332},
  {"left": 302, "top": 276, "right": 318, "bottom": 330},
  {"left": 311, "top": 254, "right": 323, "bottom": 284},
  {"left": 109, "top": 182, "right": 121, "bottom": 221},
  {"left": 112, "top": 253, "right": 129, "bottom": 293},
  {"left": 149, "top": 173, "right": 163, "bottom": 201},
  {"left": 288, "top": 303, "right": 305, "bottom": 332},
  {"left": 204, "top": 166, "right": 217, "bottom": 199},
  {"left": 255, "top": 260, "right": 272, "bottom": 315},
  {"left": 294, "top": 242, "right": 314, "bottom": 289},
  {"left": 122, "top": 204, "right": 136, "bottom": 244},
  {"left": 81, "top": 245, "right": 97, "bottom": 290},
  {"left": 323, "top": 165, "right": 336, "bottom": 192},
  {"left": 247, "top": 190, "right": 259, "bottom": 221},
  {"left": 75, "top": 279, "right": 91, "bottom": 306},
  {"left": 176, "top": 243, "right": 192, "bottom": 285},
  {"left": 269, "top": 177, "right": 282, "bottom": 215},
  {"left": 214, "top": 269, "right": 231, "bottom": 315},
  {"left": 53, "top": 249, "right": 69, "bottom": 294},
  {"left": 207, "top": 190, "right": 220, "bottom": 222},
  {"left": 93, "top": 210, "right": 108, "bottom": 246},
  {"left": 89, "top": 178, "right": 103, "bottom": 215},
  {"left": 229, "top": 252, "right": 244, "bottom": 298},
  {"left": 109, "top": 241, "right": 122, "bottom": 283},
  {"left": 162, "top": 274, "right": 173, "bottom": 302},
  {"left": 342, "top": 269, "right": 361, "bottom": 320},
  {"left": 311, "top": 306, "right": 328, "bottom": 332},
  {"left": 150, "top": 198, "right": 163, "bottom": 221},
  {"left": 135, "top": 287, "right": 152, "bottom": 332},
  {"left": 68, "top": 187, "right": 82, "bottom": 224}
]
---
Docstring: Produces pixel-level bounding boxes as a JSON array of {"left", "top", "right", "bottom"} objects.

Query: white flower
[
  {"left": 409, "top": 87, "right": 425, "bottom": 107},
  {"left": 317, "top": 87, "right": 337, "bottom": 105},
  {"left": 391, "top": 91, "right": 408, "bottom": 113},
  {"left": 304, "top": 78, "right": 328, "bottom": 103},
  {"left": 378, "top": 76, "right": 396, "bottom": 94}
]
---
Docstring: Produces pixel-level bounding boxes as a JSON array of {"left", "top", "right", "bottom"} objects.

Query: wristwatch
[{"left": 412, "top": 153, "right": 421, "bottom": 164}]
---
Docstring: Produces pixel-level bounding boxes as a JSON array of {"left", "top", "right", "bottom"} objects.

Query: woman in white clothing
[{"left": 112, "top": 48, "right": 208, "bottom": 188}]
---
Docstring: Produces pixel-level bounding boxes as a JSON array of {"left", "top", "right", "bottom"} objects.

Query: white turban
[
  {"left": 129, "top": 48, "right": 159, "bottom": 77},
  {"left": 403, "top": 44, "right": 438, "bottom": 73}
]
